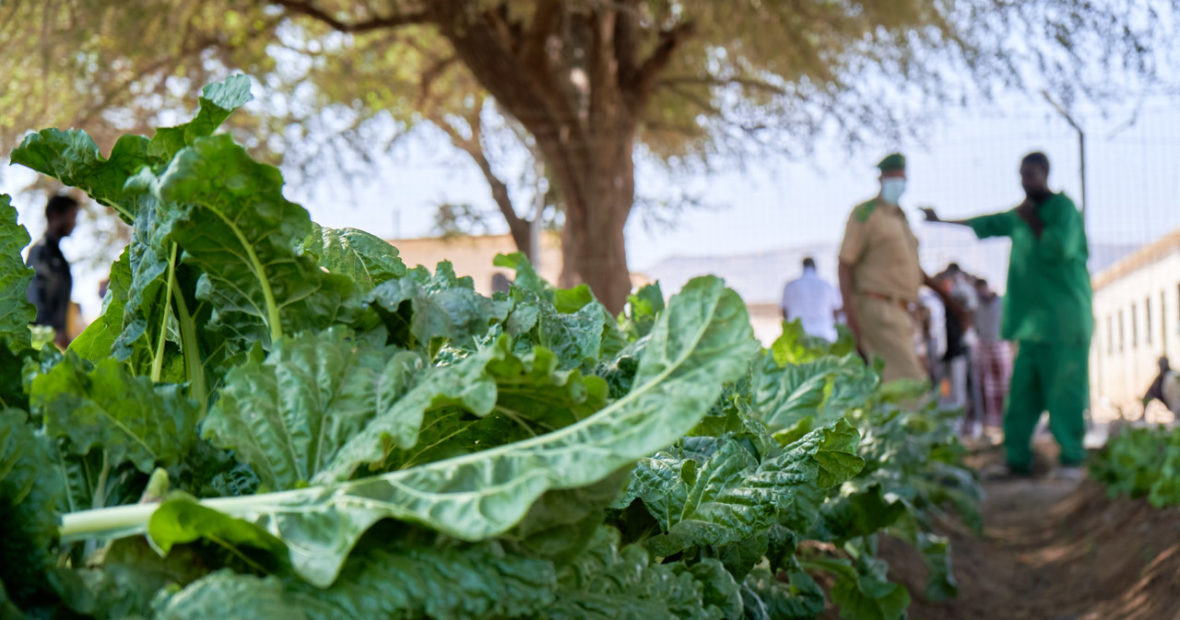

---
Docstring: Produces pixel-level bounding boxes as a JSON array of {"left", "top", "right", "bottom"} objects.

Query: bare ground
[{"left": 878, "top": 442, "right": 1180, "bottom": 620}]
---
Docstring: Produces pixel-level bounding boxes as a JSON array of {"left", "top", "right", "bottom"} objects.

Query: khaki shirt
[{"left": 838, "top": 199, "right": 922, "bottom": 302}]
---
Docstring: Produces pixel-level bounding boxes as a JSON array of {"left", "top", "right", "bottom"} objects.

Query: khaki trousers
[{"left": 854, "top": 295, "right": 926, "bottom": 384}]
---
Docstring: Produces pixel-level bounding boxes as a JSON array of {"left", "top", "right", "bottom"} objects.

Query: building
[{"left": 1090, "top": 229, "right": 1180, "bottom": 422}]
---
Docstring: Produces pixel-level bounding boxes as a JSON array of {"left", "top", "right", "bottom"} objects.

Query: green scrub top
[{"left": 966, "top": 193, "right": 1093, "bottom": 345}]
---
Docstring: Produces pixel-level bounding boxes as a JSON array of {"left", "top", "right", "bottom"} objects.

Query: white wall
[{"left": 1091, "top": 247, "right": 1180, "bottom": 421}]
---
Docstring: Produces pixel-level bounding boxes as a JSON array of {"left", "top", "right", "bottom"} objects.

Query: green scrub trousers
[{"left": 1004, "top": 341, "right": 1089, "bottom": 472}]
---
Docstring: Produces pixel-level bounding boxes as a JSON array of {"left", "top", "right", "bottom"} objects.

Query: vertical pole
[{"left": 1078, "top": 130, "right": 1087, "bottom": 232}]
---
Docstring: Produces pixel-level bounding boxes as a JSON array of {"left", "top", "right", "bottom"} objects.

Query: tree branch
[
  {"left": 268, "top": 0, "right": 430, "bottom": 33},
  {"left": 657, "top": 75, "right": 788, "bottom": 96},
  {"left": 629, "top": 21, "right": 695, "bottom": 109},
  {"left": 519, "top": 0, "right": 563, "bottom": 72},
  {"left": 429, "top": 110, "right": 532, "bottom": 255}
]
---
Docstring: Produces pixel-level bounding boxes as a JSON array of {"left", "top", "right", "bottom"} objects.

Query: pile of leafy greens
[{"left": 0, "top": 76, "right": 979, "bottom": 620}]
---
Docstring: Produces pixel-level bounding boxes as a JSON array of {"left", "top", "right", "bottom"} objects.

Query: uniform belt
[{"left": 860, "top": 291, "right": 913, "bottom": 311}]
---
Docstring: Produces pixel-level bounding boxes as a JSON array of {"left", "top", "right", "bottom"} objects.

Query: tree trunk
[
  {"left": 431, "top": 2, "right": 640, "bottom": 314},
  {"left": 543, "top": 125, "right": 634, "bottom": 315}
]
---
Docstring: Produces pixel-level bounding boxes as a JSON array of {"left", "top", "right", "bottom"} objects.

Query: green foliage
[
  {"left": 0, "top": 79, "right": 981, "bottom": 620},
  {"left": 1092, "top": 424, "right": 1180, "bottom": 507}
]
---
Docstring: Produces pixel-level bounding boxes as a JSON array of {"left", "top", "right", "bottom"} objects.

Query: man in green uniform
[
  {"left": 923, "top": 152, "right": 1092, "bottom": 477},
  {"left": 839, "top": 153, "right": 949, "bottom": 384}
]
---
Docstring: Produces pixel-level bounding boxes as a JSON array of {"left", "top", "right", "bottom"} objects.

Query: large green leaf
[
  {"left": 540, "top": 528, "right": 733, "bottom": 620},
  {"left": 0, "top": 195, "right": 35, "bottom": 410},
  {"left": 10, "top": 132, "right": 152, "bottom": 222},
  {"left": 148, "top": 74, "right": 253, "bottom": 161},
  {"left": 127, "top": 276, "right": 755, "bottom": 586},
  {"left": 301, "top": 224, "right": 407, "bottom": 293},
  {"left": 68, "top": 248, "right": 132, "bottom": 363},
  {"left": 0, "top": 195, "right": 34, "bottom": 351},
  {"left": 0, "top": 409, "right": 64, "bottom": 608},
  {"left": 31, "top": 356, "right": 200, "bottom": 473},
  {"left": 153, "top": 133, "right": 359, "bottom": 345},
  {"left": 620, "top": 420, "right": 864, "bottom": 560},
  {"left": 753, "top": 353, "right": 878, "bottom": 431},
  {"left": 10, "top": 76, "right": 252, "bottom": 224},
  {"left": 202, "top": 328, "right": 405, "bottom": 490},
  {"left": 368, "top": 269, "right": 508, "bottom": 351},
  {"left": 377, "top": 344, "right": 610, "bottom": 474},
  {"left": 152, "top": 570, "right": 302, "bottom": 620},
  {"left": 740, "top": 567, "right": 827, "bottom": 620}
]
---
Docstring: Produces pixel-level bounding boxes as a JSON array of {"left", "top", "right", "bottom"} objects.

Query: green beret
[{"left": 877, "top": 152, "right": 906, "bottom": 172}]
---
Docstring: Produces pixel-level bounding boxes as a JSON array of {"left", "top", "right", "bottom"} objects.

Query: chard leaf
[
  {"left": 32, "top": 356, "right": 200, "bottom": 473},
  {"left": 153, "top": 133, "right": 360, "bottom": 345},
  {"left": 153, "top": 570, "right": 301, "bottom": 620},
  {"left": 148, "top": 74, "right": 252, "bottom": 160},
  {"left": 811, "top": 557, "right": 910, "bottom": 620},
  {"left": 815, "top": 484, "right": 907, "bottom": 544},
  {"left": 201, "top": 328, "right": 407, "bottom": 490},
  {"left": 620, "top": 282, "right": 665, "bottom": 339},
  {"left": 368, "top": 271, "right": 507, "bottom": 351},
  {"left": 301, "top": 224, "right": 406, "bottom": 292},
  {"left": 10, "top": 132, "right": 152, "bottom": 222},
  {"left": 541, "top": 528, "right": 732, "bottom": 620},
  {"left": 0, "top": 196, "right": 35, "bottom": 409},
  {"left": 144, "top": 276, "right": 754, "bottom": 586},
  {"left": 753, "top": 353, "right": 878, "bottom": 431},
  {"left": 153, "top": 538, "right": 556, "bottom": 620},
  {"left": 10, "top": 76, "right": 250, "bottom": 223},
  {"left": 0, "top": 195, "right": 34, "bottom": 350},
  {"left": 0, "top": 409, "right": 64, "bottom": 608},
  {"left": 740, "top": 567, "right": 826, "bottom": 620},
  {"left": 623, "top": 420, "right": 863, "bottom": 560},
  {"left": 68, "top": 248, "right": 131, "bottom": 363}
]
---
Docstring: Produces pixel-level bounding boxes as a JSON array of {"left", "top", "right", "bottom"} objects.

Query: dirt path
[{"left": 880, "top": 448, "right": 1180, "bottom": 620}]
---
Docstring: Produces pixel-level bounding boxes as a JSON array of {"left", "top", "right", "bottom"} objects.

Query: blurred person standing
[
  {"left": 923, "top": 152, "right": 1092, "bottom": 478},
  {"left": 839, "top": 153, "right": 952, "bottom": 383},
  {"left": 781, "top": 257, "right": 840, "bottom": 342},
  {"left": 26, "top": 195, "right": 79, "bottom": 349},
  {"left": 973, "top": 278, "right": 1012, "bottom": 434},
  {"left": 935, "top": 272, "right": 971, "bottom": 415}
]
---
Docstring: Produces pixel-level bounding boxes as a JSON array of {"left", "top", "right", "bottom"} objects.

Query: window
[
  {"left": 1162, "top": 291, "right": 1168, "bottom": 349},
  {"left": 1107, "top": 315, "right": 1114, "bottom": 354},
  {"left": 1132, "top": 303, "right": 1138, "bottom": 348},
  {"left": 1120, "top": 309, "right": 1126, "bottom": 352},
  {"left": 1147, "top": 297, "right": 1153, "bottom": 345}
]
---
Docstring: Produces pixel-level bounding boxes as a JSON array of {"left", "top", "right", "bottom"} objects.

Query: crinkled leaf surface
[
  {"left": 541, "top": 528, "right": 732, "bottom": 620},
  {"left": 621, "top": 420, "right": 863, "bottom": 559},
  {"left": 301, "top": 224, "right": 406, "bottom": 292},
  {"left": 202, "top": 328, "right": 405, "bottom": 490},
  {"left": 754, "top": 353, "right": 878, "bottom": 431},
  {"left": 31, "top": 356, "right": 200, "bottom": 473},
  {"left": 153, "top": 133, "right": 359, "bottom": 345},
  {"left": 145, "top": 276, "right": 754, "bottom": 586},
  {"left": 0, "top": 409, "right": 64, "bottom": 607},
  {"left": 0, "top": 195, "right": 34, "bottom": 351}
]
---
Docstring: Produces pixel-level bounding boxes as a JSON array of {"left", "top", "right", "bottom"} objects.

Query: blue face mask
[{"left": 881, "top": 178, "right": 906, "bottom": 205}]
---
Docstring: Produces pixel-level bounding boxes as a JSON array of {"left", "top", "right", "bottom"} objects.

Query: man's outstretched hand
[{"left": 920, "top": 207, "right": 940, "bottom": 222}]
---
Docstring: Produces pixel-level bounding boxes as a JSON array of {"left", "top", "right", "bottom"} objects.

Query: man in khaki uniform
[{"left": 838, "top": 153, "right": 935, "bottom": 383}]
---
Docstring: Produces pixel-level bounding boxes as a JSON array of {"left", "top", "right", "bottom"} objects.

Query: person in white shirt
[{"left": 781, "top": 257, "right": 841, "bottom": 342}]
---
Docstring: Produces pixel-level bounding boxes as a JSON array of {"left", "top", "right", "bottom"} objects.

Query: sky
[{"left": 4, "top": 91, "right": 1180, "bottom": 321}]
